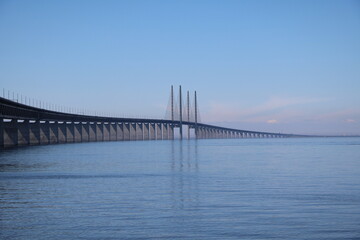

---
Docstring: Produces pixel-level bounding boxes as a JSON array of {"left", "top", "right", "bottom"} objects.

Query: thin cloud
[
  {"left": 267, "top": 119, "right": 278, "bottom": 124},
  {"left": 204, "top": 96, "right": 327, "bottom": 122},
  {"left": 346, "top": 119, "right": 356, "bottom": 123}
]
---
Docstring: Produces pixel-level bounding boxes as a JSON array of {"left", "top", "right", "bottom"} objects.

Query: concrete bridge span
[{"left": 0, "top": 90, "right": 302, "bottom": 148}]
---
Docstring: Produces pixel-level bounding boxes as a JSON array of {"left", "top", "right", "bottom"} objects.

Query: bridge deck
[{"left": 0, "top": 96, "right": 305, "bottom": 148}]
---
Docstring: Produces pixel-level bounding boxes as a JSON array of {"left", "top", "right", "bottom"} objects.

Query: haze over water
[{"left": 1, "top": 137, "right": 359, "bottom": 239}]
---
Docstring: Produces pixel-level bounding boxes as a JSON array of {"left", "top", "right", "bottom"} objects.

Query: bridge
[{"left": 0, "top": 86, "right": 303, "bottom": 148}]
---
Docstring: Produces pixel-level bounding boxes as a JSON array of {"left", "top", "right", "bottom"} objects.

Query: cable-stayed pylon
[{"left": 164, "top": 85, "right": 201, "bottom": 139}]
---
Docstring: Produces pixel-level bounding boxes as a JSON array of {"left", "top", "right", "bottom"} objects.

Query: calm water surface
[{"left": 1, "top": 138, "right": 360, "bottom": 239}]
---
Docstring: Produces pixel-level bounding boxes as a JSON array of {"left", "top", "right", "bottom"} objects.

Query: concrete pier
[
  {"left": 143, "top": 123, "right": 149, "bottom": 140},
  {"left": 156, "top": 123, "right": 162, "bottom": 140},
  {"left": 81, "top": 123, "right": 89, "bottom": 142},
  {"left": 103, "top": 123, "right": 110, "bottom": 141},
  {"left": 96, "top": 123, "right": 103, "bottom": 141},
  {"left": 58, "top": 122, "right": 67, "bottom": 143},
  {"left": 66, "top": 122, "right": 74, "bottom": 143},
  {"left": 74, "top": 123, "right": 82, "bottom": 142},
  {"left": 89, "top": 123, "right": 96, "bottom": 141},
  {"left": 149, "top": 123, "right": 155, "bottom": 140},
  {"left": 49, "top": 122, "right": 58, "bottom": 144},
  {"left": 40, "top": 121, "right": 50, "bottom": 144},
  {"left": 123, "top": 123, "right": 130, "bottom": 141},
  {"left": 0, "top": 118, "right": 3, "bottom": 147},
  {"left": 162, "top": 124, "right": 168, "bottom": 140},
  {"left": 116, "top": 123, "right": 124, "bottom": 141},
  {"left": 109, "top": 123, "right": 117, "bottom": 141},
  {"left": 136, "top": 123, "right": 143, "bottom": 140},
  {"left": 3, "top": 120, "right": 18, "bottom": 147},
  {"left": 130, "top": 123, "right": 136, "bottom": 140},
  {"left": 18, "top": 120, "right": 29, "bottom": 146},
  {"left": 29, "top": 121, "right": 40, "bottom": 145}
]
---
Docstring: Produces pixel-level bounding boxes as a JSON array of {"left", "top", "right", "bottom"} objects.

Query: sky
[{"left": 0, "top": 0, "right": 359, "bottom": 135}]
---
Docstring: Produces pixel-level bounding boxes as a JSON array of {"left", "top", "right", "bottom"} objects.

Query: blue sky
[{"left": 0, "top": 0, "right": 359, "bottom": 135}]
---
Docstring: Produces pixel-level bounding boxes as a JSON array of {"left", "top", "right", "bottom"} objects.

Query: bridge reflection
[{"left": 170, "top": 140, "right": 199, "bottom": 210}]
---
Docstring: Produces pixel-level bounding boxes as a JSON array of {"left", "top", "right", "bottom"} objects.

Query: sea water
[{"left": 1, "top": 137, "right": 360, "bottom": 239}]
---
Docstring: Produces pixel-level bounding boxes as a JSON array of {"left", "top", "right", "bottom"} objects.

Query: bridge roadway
[{"left": 0, "top": 97, "right": 302, "bottom": 148}]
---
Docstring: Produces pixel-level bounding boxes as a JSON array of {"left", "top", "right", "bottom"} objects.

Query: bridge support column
[
  {"left": 162, "top": 124, "right": 168, "bottom": 140},
  {"left": 29, "top": 121, "right": 40, "bottom": 145},
  {"left": 96, "top": 123, "right": 103, "bottom": 141},
  {"left": 149, "top": 123, "right": 155, "bottom": 140},
  {"left": 168, "top": 125, "right": 174, "bottom": 140},
  {"left": 156, "top": 123, "right": 162, "bottom": 140},
  {"left": 39, "top": 121, "right": 50, "bottom": 144},
  {"left": 18, "top": 120, "right": 30, "bottom": 146},
  {"left": 201, "top": 128, "right": 206, "bottom": 139},
  {"left": 3, "top": 119, "right": 18, "bottom": 147},
  {"left": 74, "top": 123, "right": 82, "bottom": 142},
  {"left": 130, "top": 123, "right": 136, "bottom": 140},
  {"left": 66, "top": 122, "right": 75, "bottom": 143},
  {"left": 201, "top": 128, "right": 205, "bottom": 139},
  {"left": 143, "top": 123, "right": 149, "bottom": 140},
  {"left": 49, "top": 122, "right": 58, "bottom": 144},
  {"left": 0, "top": 118, "right": 3, "bottom": 147},
  {"left": 81, "top": 122, "right": 89, "bottom": 142},
  {"left": 89, "top": 123, "right": 96, "bottom": 141},
  {"left": 136, "top": 123, "right": 143, "bottom": 140},
  {"left": 116, "top": 123, "right": 124, "bottom": 141},
  {"left": 103, "top": 123, "right": 110, "bottom": 141},
  {"left": 109, "top": 123, "right": 117, "bottom": 141},
  {"left": 196, "top": 127, "right": 201, "bottom": 139},
  {"left": 58, "top": 122, "right": 67, "bottom": 143},
  {"left": 123, "top": 123, "right": 130, "bottom": 141}
]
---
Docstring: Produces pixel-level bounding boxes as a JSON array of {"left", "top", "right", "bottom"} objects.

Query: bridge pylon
[
  {"left": 195, "top": 90, "right": 198, "bottom": 139},
  {"left": 179, "top": 85, "right": 183, "bottom": 140}
]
